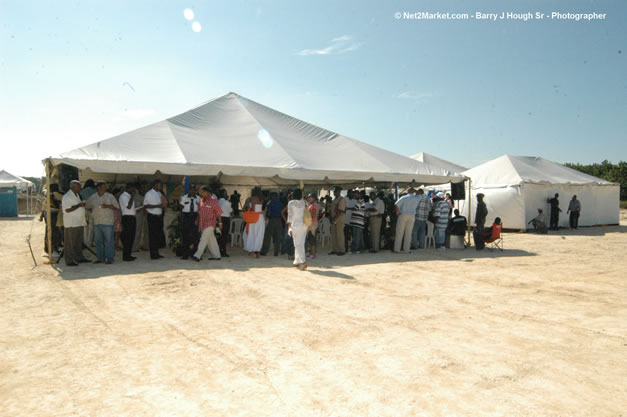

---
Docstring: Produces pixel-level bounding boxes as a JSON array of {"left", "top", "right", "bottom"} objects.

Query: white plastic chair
[
  {"left": 317, "top": 217, "right": 332, "bottom": 248},
  {"left": 425, "top": 221, "right": 435, "bottom": 249},
  {"left": 230, "top": 218, "right": 243, "bottom": 248}
]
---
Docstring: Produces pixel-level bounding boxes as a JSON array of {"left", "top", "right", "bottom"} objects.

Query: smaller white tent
[
  {"left": 0, "top": 170, "right": 33, "bottom": 191},
  {"left": 458, "top": 155, "right": 619, "bottom": 229},
  {"left": 410, "top": 152, "right": 467, "bottom": 176}
]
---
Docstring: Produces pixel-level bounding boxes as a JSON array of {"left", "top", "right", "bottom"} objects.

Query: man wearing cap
[
  {"left": 85, "top": 182, "right": 120, "bottom": 264},
  {"left": 394, "top": 188, "right": 419, "bottom": 253},
  {"left": 179, "top": 185, "right": 201, "bottom": 259},
  {"left": 329, "top": 186, "right": 347, "bottom": 256},
  {"left": 143, "top": 179, "right": 166, "bottom": 260},
  {"left": 118, "top": 184, "right": 137, "bottom": 261},
  {"left": 475, "top": 193, "right": 488, "bottom": 231},
  {"left": 61, "top": 180, "right": 89, "bottom": 266}
]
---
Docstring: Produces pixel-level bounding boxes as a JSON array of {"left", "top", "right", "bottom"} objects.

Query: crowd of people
[{"left": 41, "top": 177, "right": 585, "bottom": 267}]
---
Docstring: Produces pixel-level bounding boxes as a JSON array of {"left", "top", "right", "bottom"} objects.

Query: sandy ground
[{"left": 1, "top": 214, "right": 626, "bottom": 417}]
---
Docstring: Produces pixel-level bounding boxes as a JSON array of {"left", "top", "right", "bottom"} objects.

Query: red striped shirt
[{"left": 197, "top": 197, "right": 223, "bottom": 232}]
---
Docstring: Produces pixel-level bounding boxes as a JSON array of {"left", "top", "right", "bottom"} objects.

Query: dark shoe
[
  {"left": 66, "top": 262, "right": 78, "bottom": 267},
  {"left": 78, "top": 259, "right": 91, "bottom": 263},
  {"left": 105, "top": 260, "right": 112, "bottom": 264},
  {"left": 223, "top": 253, "right": 230, "bottom": 258},
  {"left": 192, "top": 256, "right": 201, "bottom": 262},
  {"left": 181, "top": 256, "right": 189, "bottom": 260},
  {"left": 328, "top": 251, "right": 336, "bottom": 255},
  {"left": 273, "top": 253, "right": 279, "bottom": 256},
  {"left": 260, "top": 252, "right": 267, "bottom": 256},
  {"left": 336, "top": 252, "right": 345, "bottom": 256},
  {"left": 123, "top": 257, "right": 136, "bottom": 262}
]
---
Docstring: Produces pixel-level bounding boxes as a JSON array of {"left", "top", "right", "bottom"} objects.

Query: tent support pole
[
  {"left": 44, "top": 159, "right": 55, "bottom": 265},
  {"left": 467, "top": 178, "right": 472, "bottom": 247},
  {"left": 299, "top": 180, "right": 304, "bottom": 191}
]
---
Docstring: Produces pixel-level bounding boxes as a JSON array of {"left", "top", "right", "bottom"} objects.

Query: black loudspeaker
[
  {"left": 56, "top": 164, "right": 79, "bottom": 192},
  {"left": 451, "top": 182, "right": 465, "bottom": 200}
]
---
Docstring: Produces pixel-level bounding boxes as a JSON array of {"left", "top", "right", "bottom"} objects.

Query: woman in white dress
[
  {"left": 287, "top": 189, "right": 309, "bottom": 270},
  {"left": 243, "top": 194, "right": 265, "bottom": 258}
]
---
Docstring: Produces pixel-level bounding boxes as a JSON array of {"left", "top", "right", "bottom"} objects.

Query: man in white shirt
[
  {"left": 61, "top": 180, "right": 88, "bottom": 266},
  {"left": 367, "top": 191, "right": 385, "bottom": 252},
  {"left": 143, "top": 179, "right": 166, "bottom": 260},
  {"left": 118, "top": 184, "right": 137, "bottom": 261},
  {"left": 85, "top": 182, "right": 120, "bottom": 264},
  {"left": 218, "top": 189, "right": 233, "bottom": 257},
  {"left": 178, "top": 185, "right": 200, "bottom": 259}
]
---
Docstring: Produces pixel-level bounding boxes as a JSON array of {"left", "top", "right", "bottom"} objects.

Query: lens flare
[
  {"left": 191, "top": 21, "right": 202, "bottom": 32},
  {"left": 183, "top": 9, "right": 194, "bottom": 21},
  {"left": 257, "top": 129, "right": 274, "bottom": 148}
]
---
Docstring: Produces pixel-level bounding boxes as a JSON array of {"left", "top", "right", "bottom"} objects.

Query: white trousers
[
  {"left": 394, "top": 214, "right": 415, "bottom": 253},
  {"left": 290, "top": 223, "right": 308, "bottom": 265},
  {"left": 194, "top": 227, "right": 221, "bottom": 259}
]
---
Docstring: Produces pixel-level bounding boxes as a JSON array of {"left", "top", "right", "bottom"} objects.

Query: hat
[
  {"left": 476, "top": 193, "right": 485, "bottom": 198},
  {"left": 435, "top": 192, "right": 445, "bottom": 199},
  {"left": 96, "top": 181, "right": 107, "bottom": 187},
  {"left": 70, "top": 180, "right": 81, "bottom": 186}
]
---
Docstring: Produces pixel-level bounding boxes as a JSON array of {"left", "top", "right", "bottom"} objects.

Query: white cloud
[
  {"left": 112, "top": 108, "right": 155, "bottom": 121},
  {"left": 297, "top": 35, "right": 363, "bottom": 56},
  {"left": 397, "top": 91, "right": 433, "bottom": 103}
]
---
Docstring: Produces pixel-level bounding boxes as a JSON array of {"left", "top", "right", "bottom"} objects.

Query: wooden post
[
  {"left": 299, "top": 180, "right": 304, "bottom": 191},
  {"left": 44, "top": 159, "right": 55, "bottom": 264}
]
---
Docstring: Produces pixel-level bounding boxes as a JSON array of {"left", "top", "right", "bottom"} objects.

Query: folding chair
[
  {"left": 230, "top": 218, "right": 243, "bottom": 248},
  {"left": 485, "top": 223, "right": 503, "bottom": 252},
  {"left": 425, "top": 221, "right": 435, "bottom": 249},
  {"left": 317, "top": 217, "right": 332, "bottom": 248}
]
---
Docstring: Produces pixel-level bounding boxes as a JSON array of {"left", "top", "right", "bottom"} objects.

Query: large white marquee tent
[
  {"left": 0, "top": 170, "right": 33, "bottom": 190},
  {"left": 458, "top": 155, "right": 619, "bottom": 229},
  {"left": 410, "top": 152, "right": 467, "bottom": 176},
  {"left": 49, "top": 92, "right": 464, "bottom": 188}
]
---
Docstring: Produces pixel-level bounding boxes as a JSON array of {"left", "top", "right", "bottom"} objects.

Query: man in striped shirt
[
  {"left": 192, "top": 186, "right": 223, "bottom": 262},
  {"left": 432, "top": 192, "right": 450, "bottom": 251},
  {"left": 349, "top": 192, "right": 366, "bottom": 254}
]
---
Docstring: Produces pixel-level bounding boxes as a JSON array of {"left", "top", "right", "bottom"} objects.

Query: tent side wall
[
  {"left": 457, "top": 185, "right": 526, "bottom": 229},
  {"left": 523, "top": 183, "right": 620, "bottom": 227}
]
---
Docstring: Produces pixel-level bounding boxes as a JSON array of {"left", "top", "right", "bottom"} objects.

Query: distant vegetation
[{"left": 564, "top": 161, "right": 627, "bottom": 201}]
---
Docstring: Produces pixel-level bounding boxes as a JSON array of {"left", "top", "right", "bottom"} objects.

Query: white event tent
[
  {"left": 410, "top": 152, "right": 467, "bottom": 176},
  {"left": 0, "top": 170, "right": 33, "bottom": 190},
  {"left": 48, "top": 92, "right": 464, "bottom": 188},
  {"left": 458, "top": 155, "right": 619, "bottom": 229}
]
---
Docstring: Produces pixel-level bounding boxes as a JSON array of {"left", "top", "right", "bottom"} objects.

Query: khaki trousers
[
  {"left": 331, "top": 220, "right": 345, "bottom": 254},
  {"left": 369, "top": 216, "right": 382, "bottom": 251},
  {"left": 194, "top": 227, "right": 221, "bottom": 260},
  {"left": 394, "top": 214, "right": 415, "bottom": 253}
]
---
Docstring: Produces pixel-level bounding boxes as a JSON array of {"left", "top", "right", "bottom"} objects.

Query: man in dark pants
[
  {"left": 118, "top": 184, "right": 138, "bottom": 261},
  {"left": 178, "top": 185, "right": 200, "bottom": 259},
  {"left": 547, "top": 193, "right": 562, "bottom": 230},
  {"left": 261, "top": 192, "right": 284, "bottom": 256},
  {"left": 475, "top": 193, "right": 488, "bottom": 231},
  {"left": 218, "top": 189, "right": 233, "bottom": 257},
  {"left": 567, "top": 195, "right": 581, "bottom": 230},
  {"left": 143, "top": 179, "right": 166, "bottom": 259}
]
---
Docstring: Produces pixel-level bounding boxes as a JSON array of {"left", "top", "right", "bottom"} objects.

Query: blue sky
[{"left": 1, "top": 0, "right": 625, "bottom": 176}]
